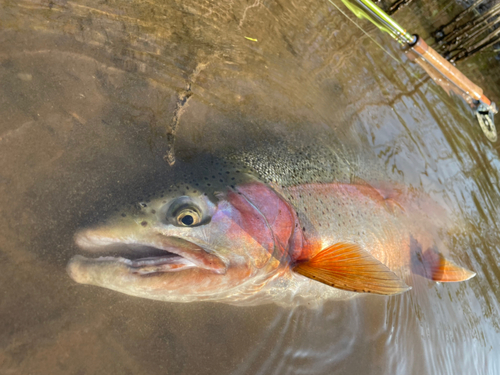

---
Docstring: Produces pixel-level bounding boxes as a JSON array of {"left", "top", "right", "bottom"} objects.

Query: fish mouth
[{"left": 68, "top": 227, "right": 227, "bottom": 284}]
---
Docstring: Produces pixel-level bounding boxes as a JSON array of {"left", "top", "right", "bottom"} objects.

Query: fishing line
[{"left": 327, "top": 0, "right": 400, "bottom": 63}]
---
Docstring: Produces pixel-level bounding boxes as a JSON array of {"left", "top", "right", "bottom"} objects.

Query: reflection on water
[{"left": 1, "top": 0, "right": 499, "bottom": 374}]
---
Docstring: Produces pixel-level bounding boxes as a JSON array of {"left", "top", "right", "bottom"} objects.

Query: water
[{"left": 1, "top": 0, "right": 500, "bottom": 374}]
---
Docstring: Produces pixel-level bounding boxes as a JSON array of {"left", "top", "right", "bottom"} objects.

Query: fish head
[{"left": 68, "top": 167, "right": 301, "bottom": 303}]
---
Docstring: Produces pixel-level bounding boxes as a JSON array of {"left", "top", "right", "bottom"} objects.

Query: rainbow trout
[{"left": 67, "top": 150, "right": 474, "bottom": 306}]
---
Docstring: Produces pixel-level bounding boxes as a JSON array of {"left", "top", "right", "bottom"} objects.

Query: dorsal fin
[
  {"left": 293, "top": 242, "right": 411, "bottom": 295},
  {"left": 412, "top": 248, "right": 476, "bottom": 282}
]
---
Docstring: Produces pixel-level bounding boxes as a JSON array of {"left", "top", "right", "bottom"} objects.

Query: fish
[{"left": 67, "top": 149, "right": 475, "bottom": 306}]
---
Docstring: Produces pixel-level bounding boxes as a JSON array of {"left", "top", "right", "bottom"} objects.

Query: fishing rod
[{"left": 337, "top": 0, "right": 498, "bottom": 142}]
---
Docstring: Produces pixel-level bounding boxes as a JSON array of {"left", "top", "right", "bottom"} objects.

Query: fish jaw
[{"left": 67, "top": 222, "right": 241, "bottom": 300}]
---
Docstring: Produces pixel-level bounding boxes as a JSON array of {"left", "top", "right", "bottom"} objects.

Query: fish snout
[
  {"left": 74, "top": 222, "right": 141, "bottom": 250},
  {"left": 74, "top": 229, "right": 111, "bottom": 249}
]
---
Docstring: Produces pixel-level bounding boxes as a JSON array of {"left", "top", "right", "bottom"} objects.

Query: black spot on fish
[
  {"left": 151, "top": 210, "right": 156, "bottom": 214},
  {"left": 141, "top": 221, "right": 148, "bottom": 226},
  {"left": 121, "top": 213, "right": 126, "bottom": 217}
]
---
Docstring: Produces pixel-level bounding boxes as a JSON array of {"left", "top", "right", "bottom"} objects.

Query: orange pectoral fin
[
  {"left": 293, "top": 243, "right": 411, "bottom": 295},
  {"left": 412, "top": 248, "right": 476, "bottom": 282}
]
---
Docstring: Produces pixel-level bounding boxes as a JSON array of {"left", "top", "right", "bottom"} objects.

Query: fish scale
[{"left": 278, "top": 183, "right": 408, "bottom": 273}]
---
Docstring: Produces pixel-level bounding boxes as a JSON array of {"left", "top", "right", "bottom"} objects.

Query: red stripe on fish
[{"left": 227, "top": 182, "right": 305, "bottom": 263}]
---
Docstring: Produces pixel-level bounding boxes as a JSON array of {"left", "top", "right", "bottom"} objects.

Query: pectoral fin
[
  {"left": 412, "top": 248, "right": 476, "bottom": 282},
  {"left": 293, "top": 242, "right": 411, "bottom": 295}
]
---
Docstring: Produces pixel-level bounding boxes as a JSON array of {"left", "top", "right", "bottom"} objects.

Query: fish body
[{"left": 68, "top": 155, "right": 475, "bottom": 306}]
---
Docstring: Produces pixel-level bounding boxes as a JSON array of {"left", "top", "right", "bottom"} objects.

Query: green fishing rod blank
[
  {"left": 355, "top": 0, "right": 415, "bottom": 44},
  {"left": 338, "top": 0, "right": 498, "bottom": 141}
]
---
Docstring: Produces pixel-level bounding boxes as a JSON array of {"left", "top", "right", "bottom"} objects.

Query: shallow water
[{"left": 1, "top": 0, "right": 500, "bottom": 374}]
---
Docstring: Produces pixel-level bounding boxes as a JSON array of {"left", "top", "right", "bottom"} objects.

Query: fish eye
[
  {"left": 176, "top": 208, "right": 201, "bottom": 227},
  {"left": 163, "top": 196, "right": 212, "bottom": 227}
]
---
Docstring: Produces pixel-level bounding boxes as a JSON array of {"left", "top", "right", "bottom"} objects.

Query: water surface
[{"left": 1, "top": 0, "right": 500, "bottom": 374}]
